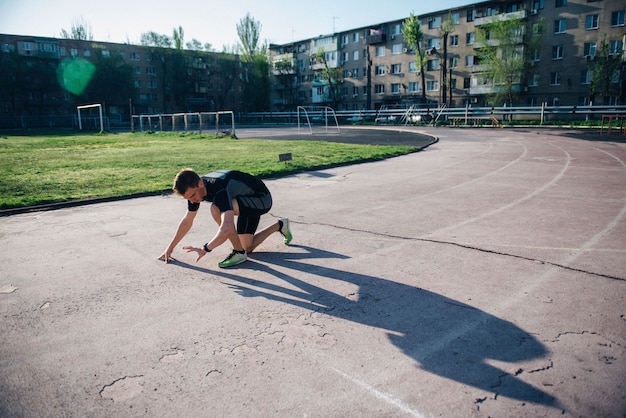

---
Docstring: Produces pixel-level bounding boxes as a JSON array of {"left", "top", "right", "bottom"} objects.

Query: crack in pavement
[{"left": 309, "top": 221, "right": 626, "bottom": 282}]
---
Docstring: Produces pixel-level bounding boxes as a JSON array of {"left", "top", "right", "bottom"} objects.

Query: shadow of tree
[{"left": 171, "top": 244, "right": 556, "bottom": 406}]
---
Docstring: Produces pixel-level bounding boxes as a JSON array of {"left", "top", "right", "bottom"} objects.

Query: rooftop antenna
[{"left": 333, "top": 16, "right": 339, "bottom": 33}]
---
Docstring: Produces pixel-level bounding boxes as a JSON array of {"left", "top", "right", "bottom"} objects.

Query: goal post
[{"left": 77, "top": 103, "right": 104, "bottom": 132}]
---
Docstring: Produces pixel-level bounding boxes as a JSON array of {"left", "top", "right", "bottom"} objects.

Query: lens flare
[{"left": 57, "top": 58, "right": 95, "bottom": 95}]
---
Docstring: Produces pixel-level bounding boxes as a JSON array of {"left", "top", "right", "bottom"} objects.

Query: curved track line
[{"left": 430, "top": 139, "right": 571, "bottom": 235}]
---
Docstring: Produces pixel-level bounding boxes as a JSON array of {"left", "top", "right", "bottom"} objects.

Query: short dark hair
[{"left": 173, "top": 168, "right": 200, "bottom": 196}]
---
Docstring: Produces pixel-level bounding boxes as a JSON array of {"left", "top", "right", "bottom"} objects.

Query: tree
[
  {"left": 475, "top": 15, "right": 540, "bottom": 105},
  {"left": 314, "top": 48, "right": 343, "bottom": 108},
  {"left": 172, "top": 26, "right": 185, "bottom": 50},
  {"left": 589, "top": 35, "right": 621, "bottom": 104},
  {"left": 83, "top": 49, "right": 135, "bottom": 111},
  {"left": 237, "top": 13, "right": 262, "bottom": 62},
  {"left": 273, "top": 59, "right": 297, "bottom": 110},
  {"left": 402, "top": 14, "right": 426, "bottom": 103},
  {"left": 439, "top": 13, "right": 456, "bottom": 105},
  {"left": 60, "top": 17, "right": 94, "bottom": 41},
  {"left": 236, "top": 13, "right": 271, "bottom": 111},
  {"left": 140, "top": 31, "right": 172, "bottom": 48}
]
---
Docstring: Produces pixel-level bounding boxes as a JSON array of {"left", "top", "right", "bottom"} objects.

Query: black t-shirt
[{"left": 187, "top": 170, "right": 269, "bottom": 212}]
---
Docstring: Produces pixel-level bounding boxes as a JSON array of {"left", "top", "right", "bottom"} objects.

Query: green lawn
[{"left": 0, "top": 131, "right": 418, "bottom": 210}]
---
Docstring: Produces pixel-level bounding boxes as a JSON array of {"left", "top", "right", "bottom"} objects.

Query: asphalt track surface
[{"left": 1, "top": 126, "right": 625, "bottom": 417}]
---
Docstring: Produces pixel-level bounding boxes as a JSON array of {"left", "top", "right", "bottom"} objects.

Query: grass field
[{"left": 0, "top": 131, "right": 418, "bottom": 210}]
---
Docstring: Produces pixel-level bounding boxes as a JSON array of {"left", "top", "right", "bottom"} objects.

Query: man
[{"left": 159, "top": 168, "right": 292, "bottom": 268}]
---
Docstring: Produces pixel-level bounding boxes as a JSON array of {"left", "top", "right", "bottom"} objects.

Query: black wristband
[{"left": 203, "top": 243, "right": 211, "bottom": 253}]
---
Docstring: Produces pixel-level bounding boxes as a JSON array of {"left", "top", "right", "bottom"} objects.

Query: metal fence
[
  {"left": 243, "top": 104, "right": 626, "bottom": 126},
  {"left": 131, "top": 111, "right": 235, "bottom": 135}
]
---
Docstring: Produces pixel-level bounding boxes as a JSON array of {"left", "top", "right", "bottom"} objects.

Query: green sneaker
[
  {"left": 218, "top": 249, "right": 247, "bottom": 268},
  {"left": 279, "top": 218, "right": 292, "bottom": 245}
]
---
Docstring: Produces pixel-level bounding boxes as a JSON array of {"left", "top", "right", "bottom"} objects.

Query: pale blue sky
[{"left": 1, "top": 0, "right": 475, "bottom": 49}]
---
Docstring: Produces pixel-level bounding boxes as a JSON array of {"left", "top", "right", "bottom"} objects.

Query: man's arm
[{"left": 158, "top": 210, "right": 197, "bottom": 262}]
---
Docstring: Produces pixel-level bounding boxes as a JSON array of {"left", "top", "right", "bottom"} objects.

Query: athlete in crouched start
[{"left": 158, "top": 168, "right": 292, "bottom": 268}]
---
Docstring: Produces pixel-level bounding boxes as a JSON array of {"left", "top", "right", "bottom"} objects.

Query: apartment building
[
  {"left": 0, "top": 34, "right": 245, "bottom": 122},
  {"left": 269, "top": 0, "right": 626, "bottom": 111}
]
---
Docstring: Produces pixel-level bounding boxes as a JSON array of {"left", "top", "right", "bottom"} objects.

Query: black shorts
[{"left": 235, "top": 192, "right": 272, "bottom": 234}]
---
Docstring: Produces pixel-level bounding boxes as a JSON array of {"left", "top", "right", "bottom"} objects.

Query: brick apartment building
[
  {"left": 269, "top": 0, "right": 626, "bottom": 112},
  {"left": 0, "top": 35, "right": 246, "bottom": 124},
  {"left": 0, "top": 0, "right": 624, "bottom": 127}
]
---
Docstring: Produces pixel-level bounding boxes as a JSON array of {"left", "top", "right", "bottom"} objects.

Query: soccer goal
[
  {"left": 76, "top": 103, "right": 105, "bottom": 132},
  {"left": 297, "top": 106, "right": 340, "bottom": 134},
  {"left": 132, "top": 111, "right": 236, "bottom": 136}
]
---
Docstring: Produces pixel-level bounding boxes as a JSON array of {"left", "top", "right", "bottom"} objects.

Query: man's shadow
[{"left": 171, "top": 245, "right": 556, "bottom": 406}]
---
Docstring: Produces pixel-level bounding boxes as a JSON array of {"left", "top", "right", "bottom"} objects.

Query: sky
[{"left": 1, "top": 0, "right": 475, "bottom": 49}]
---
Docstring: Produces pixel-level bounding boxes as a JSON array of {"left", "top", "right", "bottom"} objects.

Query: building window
[
  {"left": 352, "top": 86, "right": 359, "bottom": 96},
  {"left": 134, "top": 66, "right": 141, "bottom": 75},
  {"left": 463, "top": 78, "right": 471, "bottom": 88},
  {"left": 392, "top": 43, "right": 403, "bottom": 54},
  {"left": 466, "top": 32, "right": 475, "bottom": 45},
  {"left": 465, "top": 55, "right": 474, "bottom": 66},
  {"left": 342, "top": 35, "right": 349, "bottom": 45},
  {"left": 101, "top": 50, "right": 110, "bottom": 58},
  {"left": 580, "top": 70, "right": 592, "bottom": 85},
  {"left": 450, "top": 34, "right": 458, "bottom": 47},
  {"left": 554, "top": 19, "right": 566, "bottom": 34},
  {"left": 427, "top": 80, "right": 439, "bottom": 91},
  {"left": 130, "top": 52, "right": 140, "bottom": 60},
  {"left": 427, "top": 59, "right": 440, "bottom": 71},
  {"left": 391, "top": 83, "right": 401, "bottom": 94},
  {"left": 583, "top": 42, "right": 596, "bottom": 57},
  {"left": 376, "top": 65, "right": 386, "bottom": 75},
  {"left": 352, "top": 68, "right": 359, "bottom": 78},
  {"left": 353, "top": 33, "right": 359, "bottom": 42},
  {"left": 450, "top": 57, "right": 458, "bottom": 68},
  {"left": 391, "top": 63, "right": 402, "bottom": 74},
  {"left": 610, "top": 40, "right": 623, "bottom": 54},
  {"left": 409, "top": 62, "right": 417, "bottom": 73},
  {"left": 585, "top": 15, "right": 598, "bottom": 30},
  {"left": 428, "top": 38, "right": 441, "bottom": 49},
  {"left": 375, "top": 84, "right": 385, "bottom": 94},
  {"left": 611, "top": 11, "right": 625, "bottom": 26},
  {"left": 532, "top": 0, "right": 545, "bottom": 10},
  {"left": 555, "top": 0, "right": 567, "bottom": 7},
  {"left": 552, "top": 45, "right": 564, "bottom": 60},
  {"left": 428, "top": 16, "right": 442, "bottom": 29},
  {"left": 391, "top": 24, "right": 402, "bottom": 36},
  {"left": 83, "top": 49, "right": 91, "bottom": 57},
  {"left": 533, "top": 48, "right": 541, "bottom": 61},
  {"left": 408, "top": 82, "right": 420, "bottom": 92},
  {"left": 550, "top": 72, "right": 561, "bottom": 85},
  {"left": 529, "top": 73, "right": 540, "bottom": 86},
  {"left": 353, "top": 50, "right": 359, "bottom": 60},
  {"left": 451, "top": 13, "right": 460, "bottom": 25},
  {"left": 375, "top": 46, "right": 385, "bottom": 56},
  {"left": 134, "top": 80, "right": 141, "bottom": 88}
]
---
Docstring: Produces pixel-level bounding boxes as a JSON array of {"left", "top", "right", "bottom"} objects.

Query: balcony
[
  {"left": 366, "top": 33, "right": 386, "bottom": 45},
  {"left": 474, "top": 10, "right": 527, "bottom": 26}
]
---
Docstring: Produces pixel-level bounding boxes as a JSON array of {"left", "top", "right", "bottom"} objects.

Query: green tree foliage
[
  {"left": 237, "top": 13, "right": 262, "bottom": 62},
  {"left": 475, "top": 15, "right": 540, "bottom": 105},
  {"left": 236, "top": 13, "right": 271, "bottom": 111},
  {"left": 140, "top": 31, "right": 173, "bottom": 48},
  {"left": 440, "top": 13, "right": 456, "bottom": 105},
  {"left": 589, "top": 35, "right": 621, "bottom": 103},
  {"left": 314, "top": 48, "right": 343, "bottom": 108},
  {"left": 82, "top": 49, "right": 135, "bottom": 110},
  {"left": 402, "top": 13, "right": 426, "bottom": 102},
  {"left": 60, "top": 17, "right": 94, "bottom": 41},
  {"left": 273, "top": 59, "right": 297, "bottom": 109},
  {"left": 172, "top": 26, "right": 185, "bottom": 50}
]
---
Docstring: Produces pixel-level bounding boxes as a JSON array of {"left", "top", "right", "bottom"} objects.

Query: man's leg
[
  {"left": 242, "top": 222, "right": 281, "bottom": 253},
  {"left": 211, "top": 203, "right": 244, "bottom": 251}
]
